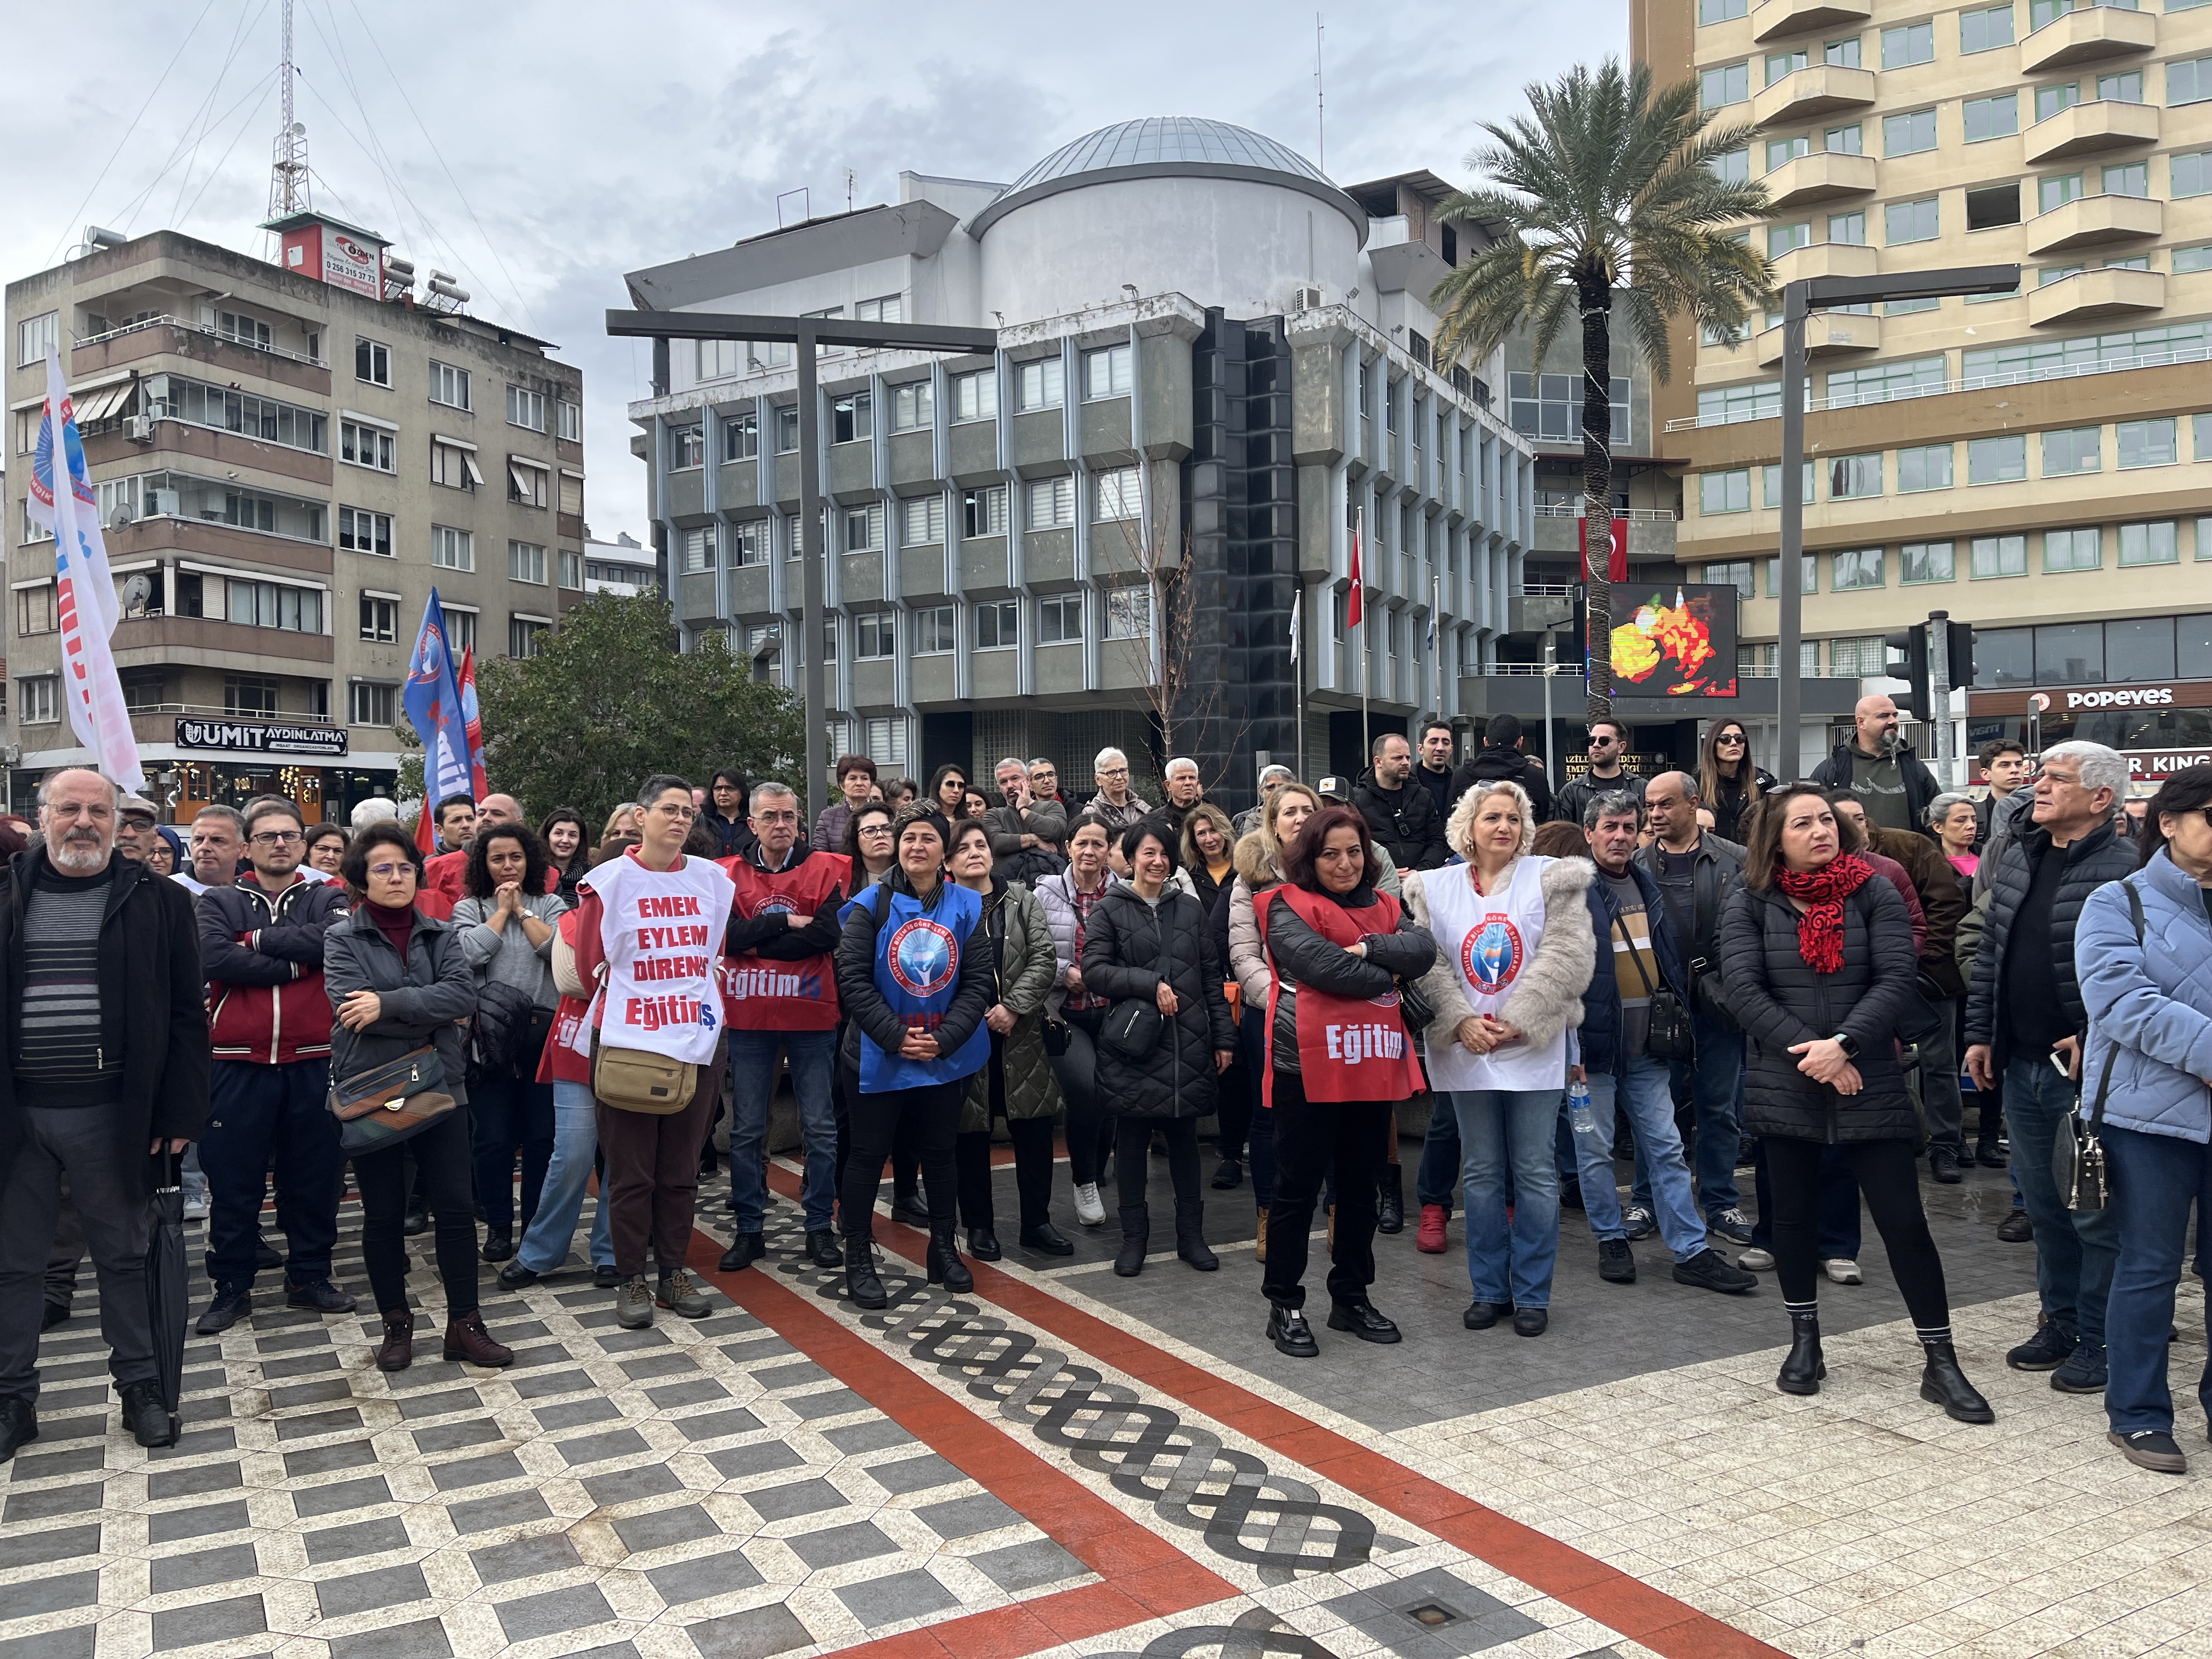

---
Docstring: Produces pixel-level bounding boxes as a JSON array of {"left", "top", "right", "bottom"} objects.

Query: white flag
[
  {"left": 1288, "top": 590, "right": 1301, "bottom": 664},
  {"left": 26, "top": 351, "right": 144, "bottom": 792}
]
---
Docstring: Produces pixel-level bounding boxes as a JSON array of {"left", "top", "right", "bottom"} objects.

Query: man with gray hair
[
  {"left": 1234, "top": 764, "right": 1297, "bottom": 839},
  {"left": 985, "top": 756, "right": 1066, "bottom": 880},
  {"left": 1084, "top": 747, "right": 1152, "bottom": 834},
  {"left": 177, "top": 804, "right": 246, "bottom": 896},
  {"left": 1156, "top": 757, "right": 1205, "bottom": 839},
  {"left": 1966, "top": 740, "right": 2135, "bottom": 1395}
]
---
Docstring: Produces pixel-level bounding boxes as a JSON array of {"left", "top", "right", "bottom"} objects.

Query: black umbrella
[{"left": 144, "top": 1150, "right": 187, "bottom": 1448}]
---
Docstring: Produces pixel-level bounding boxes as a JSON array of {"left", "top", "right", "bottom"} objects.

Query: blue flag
[{"left": 403, "top": 590, "right": 475, "bottom": 808}]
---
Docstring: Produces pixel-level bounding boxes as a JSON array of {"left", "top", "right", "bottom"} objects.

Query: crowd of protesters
[{"left": 2, "top": 707, "right": 2205, "bottom": 1479}]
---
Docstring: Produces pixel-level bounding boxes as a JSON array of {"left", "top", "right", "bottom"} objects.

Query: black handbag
[
  {"left": 1395, "top": 975, "right": 1437, "bottom": 1037},
  {"left": 1612, "top": 913, "right": 1695, "bottom": 1062},
  {"left": 1041, "top": 1014, "right": 1071, "bottom": 1057},
  {"left": 1101, "top": 997, "right": 1166, "bottom": 1062},
  {"left": 474, "top": 979, "right": 552, "bottom": 1076},
  {"left": 2054, "top": 879, "right": 2141, "bottom": 1215},
  {"left": 327, "top": 1046, "right": 456, "bottom": 1155}
]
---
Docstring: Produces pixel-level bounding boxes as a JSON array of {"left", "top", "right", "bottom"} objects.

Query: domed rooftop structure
[{"left": 967, "top": 117, "right": 1365, "bottom": 242}]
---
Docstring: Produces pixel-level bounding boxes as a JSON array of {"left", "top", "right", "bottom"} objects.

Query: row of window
[
  {"left": 1701, "top": 0, "right": 2207, "bottom": 42},
  {"left": 351, "top": 335, "right": 577, "bottom": 437},
  {"left": 730, "top": 591, "right": 1154, "bottom": 664},
  {"left": 337, "top": 421, "right": 580, "bottom": 511},
  {"left": 693, "top": 296, "right": 905, "bottom": 382},
  {"left": 1701, "top": 516, "right": 2212, "bottom": 602},
  {"left": 1976, "top": 610, "right": 2212, "bottom": 689}
]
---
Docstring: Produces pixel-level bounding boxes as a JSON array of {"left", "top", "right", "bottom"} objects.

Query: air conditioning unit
[
  {"left": 126, "top": 415, "right": 155, "bottom": 442},
  {"left": 1291, "top": 285, "right": 1325, "bottom": 314},
  {"left": 146, "top": 489, "right": 181, "bottom": 517}
]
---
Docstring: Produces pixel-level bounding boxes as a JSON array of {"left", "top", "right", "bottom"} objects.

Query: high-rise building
[
  {"left": 4, "top": 218, "right": 585, "bottom": 820},
  {"left": 621, "top": 119, "right": 1536, "bottom": 807},
  {"left": 1641, "top": 0, "right": 2212, "bottom": 783}
]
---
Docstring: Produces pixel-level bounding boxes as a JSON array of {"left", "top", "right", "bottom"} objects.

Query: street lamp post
[
  {"left": 607, "top": 309, "right": 1000, "bottom": 825},
  {"left": 1772, "top": 265, "right": 2017, "bottom": 780}
]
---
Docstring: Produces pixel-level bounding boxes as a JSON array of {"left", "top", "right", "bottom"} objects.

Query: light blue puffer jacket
[{"left": 2077, "top": 850, "right": 2212, "bottom": 1143}]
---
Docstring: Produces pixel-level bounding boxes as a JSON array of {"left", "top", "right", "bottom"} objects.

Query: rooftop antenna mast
[
  {"left": 267, "top": 0, "right": 310, "bottom": 218},
  {"left": 1314, "top": 13, "right": 1325, "bottom": 174}
]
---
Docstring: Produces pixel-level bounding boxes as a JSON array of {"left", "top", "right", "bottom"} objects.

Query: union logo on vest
[
  {"left": 1462, "top": 916, "right": 1525, "bottom": 996},
  {"left": 887, "top": 917, "right": 958, "bottom": 998}
]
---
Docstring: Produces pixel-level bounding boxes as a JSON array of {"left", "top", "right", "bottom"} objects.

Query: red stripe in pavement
[
  {"left": 687, "top": 1229, "right": 1235, "bottom": 1658},
  {"left": 759, "top": 1165, "right": 1787, "bottom": 1659}
]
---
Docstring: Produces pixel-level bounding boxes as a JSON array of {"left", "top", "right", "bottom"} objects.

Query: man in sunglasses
[
  {"left": 193, "top": 798, "right": 354, "bottom": 1333},
  {"left": 1553, "top": 718, "right": 1649, "bottom": 828}
]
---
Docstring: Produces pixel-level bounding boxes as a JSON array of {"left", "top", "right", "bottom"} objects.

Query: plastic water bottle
[{"left": 1568, "top": 1080, "right": 1596, "bottom": 1139}]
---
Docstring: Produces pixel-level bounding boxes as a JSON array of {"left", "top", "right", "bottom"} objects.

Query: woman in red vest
[{"left": 1256, "top": 806, "right": 1435, "bottom": 1357}]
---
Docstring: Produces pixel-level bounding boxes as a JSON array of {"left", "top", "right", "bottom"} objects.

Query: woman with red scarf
[{"left": 1719, "top": 786, "right": 1993, "bottom": 1424}]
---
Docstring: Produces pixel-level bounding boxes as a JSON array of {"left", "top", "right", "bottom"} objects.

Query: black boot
[
  {"left": 1114, "top": 1205, "right": 1149, "bottom": 1277},
  {"left": 926, "top": 1225, "right": 973, "bottom": 1293},
  {"left": 1920, "top": 1339, "right": 1995, "bottom": 1424},
  {"left": 890, "top": 1184, "right": 930, "bottom": 1228},
  {"left": 844, "top": 1236, "right": 887, "bottom": 1310},
  {"left": 1174, "top": 1199, "right": 1218, "bottom": 1272},
  {"left": 1777, "top": 1308, "right": 1826, "bottom": 1396},
  {"left": 1377, "top": 1165, "right": 1404, "bottom": 1235}
]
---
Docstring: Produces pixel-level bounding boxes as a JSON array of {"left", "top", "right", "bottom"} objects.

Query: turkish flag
[
  {"left": 1580, "top": 515, "right": 1628, "bottom": 583},
  {"left": 1347, "top": 527, "right": 1364, "bottom": 631}
]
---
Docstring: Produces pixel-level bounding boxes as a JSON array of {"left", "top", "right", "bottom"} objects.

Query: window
[
  {"left": 2200, "top": 412, "right": 2212, "bottom": 460},
  {"left": 889, "top": 381, "right": 933, "bottom": 432},
  {"left": 1832, "top": 548, "right": 1884, "bottom": 589},
  {"left": 1882, "top": 21, "right": 1934, "bottom": 67},
  {"left": 338, "top": 505, "right": 393, "bottom": 556},
  {"left": 356, "top": 337, "right": 391, "bottom": 385},
  {"left": 1964, "top": 93, "right": 2018, "bottom": 141},
  {"left": 144, "top": 374, "right": 327, "bottom": 452},
  {"left": 1093, "top": 466, "right": 1140, "bottom": 521},
  {"left": 852, "top": 294, "right": 903, "bottom": 324},
  {"left": 677, "top": 527, "right": 715, "bottom": 573},
  {"left": 1015, "top": 357, "right": 1064, "bottom": 411},
  {"left": 1704, "top": 561, "right": 1755, "bottom": 597},
  {"left": 428, "top": 360, "right": 470, "bottom": 409},
  {"left": 1886, "top": 197, "right": 1939, "bottom": 244},
  {"left": 15, "top": 582, "right": 57, "bottom": 636},
  {"left": 1082, "top": 343, "right": 1133, "bottom": 400},
  {"left": 2110, "top": 616, "right": 2177, "bottom": 680},
  {"left": 1900, "top": 540, "right": 1955, "bottom": 583},
  {"left": 506, "top": 385, "right": 545, "bottom": 431},
  {"left": 1508, "top": 373, "right": 1630, "bottom": 444},
  {"left": 1830, "top": 637, "right": 1887, "bottom": 677},
  {"left": 1762, "top": 460, "right": 1816, "bottom": 507},
  {"left": 1700, "top": 469, "right": 1752, "bottom": 515},
  {"left": 444, "top": 608, "right": 477, "bottom": 652},
  {"left": 1971, "top": 533, "right": 2027, "bottom": 577},
  {"left": 558, "top": 399, "right": 580, "bottom": 442},
  {"left": 901, "top": 495, "right": 946, "bottom": 545},
  {"left": 509, "top": 540, "right": 547, "bottom": 584},
  {"left": 17, "top": 311, "right": 58, "bottom": 366},
  {"left": 1827, "top": 453, "right": 1882, "bottom": 499},
  {"left": 913, "top": 606, "right": 956, "bottom": 653},
  {"left": 855, "top": 612, "right": 897, "bottom": 658},
  {"left": 1765, "top": 554, "right": 1820, "bottom": 595},
  {"left": 1697, "top": 381, "right": 1780, "bottom": 425},
  {"left": 359, "top": 594, "right": 397, "bottom": 642},
  {"left": 1105, "top": 586, "right": 1152, "bottom": 640},
  {"left": 1768, "top": 135, "right": 1810, "bottom": 171},
  {"left": 1968, "top": 435, "right": 2028, "bottom": 484},
  {"left": 670, "top": 426, "right": 704, "bottom": 470},
  {"left": 558, "top": 472, "right": 582, "bottom": 515},
  {"left": 843, "top": 504, "right": 884, "bottom": 552},
  {"left": 832, "top": 392, "right": 872, "bottom": 443},
  {"left": 974, "top": 599, "right": 1018, "bottom": 650},
  {"left": 2043, "top": 426, "right": 2101, "bottom": 475},
  {"left": 213, "top": 309, "right": 270, "bottom": 352},
  {"left": 2038, "top": 621, "right": 2104, "bottom": 685},
  {"left": 1961, "top": 4, "right": 2015, "bottom": 53},
  {"left": 1898, "top": 444, "right": 1954, "bottom": 491},
  {"left": 2036, "top": 82, "right": 2082, "bottom": 123},
  {"left": 1769, "top": 222, "right": 1813, "bottom": 257},
  {"left": 509, "top": 459, "right": 548, "bottom": 508},
  {"left": 1037, "top": 594, "right": 1083, "bottom": 643},
  {"left": 1028, "top": 476, "right": 1074, "bottom": 529},
  {"left": 432, "top": 524, "right": 475, "bottom": 572},
  {"left": 1966, "top": 183, "right": 2023, "bottom": 232},
  {"left": 697, "top": 340, "right": 744, "bottom": 381},
  {"left": 1701, "top": 62, "right": 1749, "bottom": 109},
  {"left": 1826, "top": 356, "right": 1945, "bottom": 408},
  {"left": 15, "top": 675, "right": 58, "bottom": 724},
  {"left": 727, "top": 521, "right": 765, "bottom": 566},
  {"left": 1827, "top": 210, "right": 1867, "bottom": 244},
  {"left": 2171, "top": 55, "right": 2212, "bottom": 106},
  {"left": 2039, "top": 174, "right": 2085, "bottom": 217},
  {"left": 775, "top": 406, "right": 799, "bottom": 452},
  {"left": 2103, "top": 161, "right": 2149, "bottom": 198},
  {"left": 723, "top": 411, "right": 759, "bottom": 461},
  {"left": 962, "top": 485, "right": 1006, "bottom": 538},
  {"left": 1884, "top": 109, "right": 1938, "bottom": 156},
  {"left": 2042, "top": 262, "right": 2087, "bottom": 285},
  {"left": 1825, "top": 123, "right": 1864, "bottom": 154},
  {"left": 1699, "top": 0, "right": 1746, "bottom": 20},
  {"left": 431, "top": 438, "right": 481, "bottom": 489},
  {"left": 2044, "top": 526, "right": 2102, "bottom": 571},
  {"left": 951, "top": 369, "right": 996, "bottom": 422},
  {"left": 743, "top": 622, "right": 780, "bottom": 658},
  {"left": 509, "top": 616, "right": 549, "bottom": 659},
  {"left": 1712, "top": 147, "right": 1751, "bottom": 184},
  {"left": 349, "top": 681, "right": 398, "bottom": 726},
  {"left": 2119, "top": 417, "right": 2177, "bottom": 467},
  {"left": 227, "top": 579, "right": 324, "bottom": 634},
  {"left": 558, "top": 549, "right": 583, "bottom": 589},
  {"left": 2174, "top": 152, "right": 2212, "bottom": 198}
]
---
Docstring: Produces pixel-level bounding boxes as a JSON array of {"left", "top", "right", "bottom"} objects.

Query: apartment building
[
  {"left": 622, "top": 117, "right": 1534, "bottom": 806},
  {"left": 1640, "top": 0, "right": 2212, "bottom": 782},
  {"left": 4, "top": 219, "right": 585, "bottom": 820}
]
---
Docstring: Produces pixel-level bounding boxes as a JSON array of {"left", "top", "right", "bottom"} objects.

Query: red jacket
[
  {"left": 719, "top": 847, "right": 846, "bottom": 1030},
  {"left": 424, "top": 847, "right": 557, "bottom": 911},
  {"left": 199, "top": 876, "right": 351, "bottom": 1065}
]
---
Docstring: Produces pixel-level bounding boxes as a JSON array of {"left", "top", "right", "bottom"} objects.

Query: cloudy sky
[{"left": 7, "top": 0, "right": 1622, "bottom": 535}]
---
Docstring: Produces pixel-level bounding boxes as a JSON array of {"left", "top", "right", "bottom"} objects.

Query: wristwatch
[{"left": 1831, "top": 1032, "right": 1861, "bottom": 1060}]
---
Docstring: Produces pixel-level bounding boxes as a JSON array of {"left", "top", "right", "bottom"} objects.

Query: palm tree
[{"left": 1431, "top": 58, "right": 1773, "bottom": 720}]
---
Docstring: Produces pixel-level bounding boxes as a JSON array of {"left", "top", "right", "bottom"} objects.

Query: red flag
[
  {"left": 1347, "top": 527, "right": 1364, "bottom": 631},
  {"left": 1579, "top": 515, "right": 1628, "bottom": 583},
  {"left": 458, "top": 647, "right": 488, "bottom": 798},
  {"left": 414, "top": 795, "right": 437, "bottom": 854}
]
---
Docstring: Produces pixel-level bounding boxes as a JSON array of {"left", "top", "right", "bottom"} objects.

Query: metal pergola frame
[{"left": 607, "top": 308, "right": 1001, "bottom": 822}]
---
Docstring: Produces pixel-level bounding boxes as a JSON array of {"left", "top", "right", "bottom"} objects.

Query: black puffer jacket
[
  {"left": 324, "top": 905, "right": 478, "bottom": 1107},
  {"left": 1448, "top": 745, "right": 1553, "bottom": 825},
  {"left": 1351, "top": 770, "right": 1449, "bottom": 871},
  {"left": 1718, "top": 872, "right": 1921, "bottom": 1143},
  {"left": 1080, "top": 884, "right": 1236, "bottom": 1119},
  {"left": 1965, "top": 818, "right": 2136, "bottom": 1068},
  {"left": 1263, "top": 881, "right": 1436, "bottom": 1085}
]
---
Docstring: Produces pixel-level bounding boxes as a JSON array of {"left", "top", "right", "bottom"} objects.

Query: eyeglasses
[
  {"left": 651, "top": 803, "right": 698, "bottom": 820},
  {"left": 754, "top": 811, "right": 799, "bottom": 826},
  {"left": 1715, "top": 732, "right": 1746, "bottom": 747},
  {"left": 365, "top": 862, "right": 415, "bottom": 881},
  {"left": 251, "top": 831, "right": 303, "bottom": 847},
  {"left": 1097, "top": 766, "right": 1129, "bottom": 778},
  {"left": 858, "top": 824, "right": 894, "bottom": 837},
  {"left": 1589, "top": 736, "right": 1617, "bottom": 748}
]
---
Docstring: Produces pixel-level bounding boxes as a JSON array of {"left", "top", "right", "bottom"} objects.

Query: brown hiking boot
[
  {"left": 441, "top": 1311, "right": 514, "bottom": 1367},
  {"left": 375, "top": 1310, "right": 414, "bottom": 1373}
]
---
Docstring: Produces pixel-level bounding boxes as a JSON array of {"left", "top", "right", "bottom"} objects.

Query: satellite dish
[
  {"left": 122, "top": 573, "right": 153, "bottom": 616},
  {"left": 109, "top": 503, "right": 136, "bottom": 530},
  {"left": 291, "top": 122, "right": 306, "bottom": 137}
]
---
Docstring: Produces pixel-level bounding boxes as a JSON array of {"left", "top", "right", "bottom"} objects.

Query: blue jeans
[
  {"left": 2103, "top": 1125, "right": 2212, "bottom": 1436},
  {"left": 201, "top": 1058, "right": 340, "bottom": 1292},
  {"left": 1576, "top": 1054, "right": 1710, "bottom": 1263},
  {"left": 1673, "top": 1018, "right": 1744, "bottom": 1220},
  {"left": 1416, "top": 1093, "right": 1460, "bottom": 1211},
  {"left": 514, "top": 1080, "right": 613, "bottom": 1274},
  {"left": 1451, "top": 1089, "right": 1562, "bottom": 1310},
  {"left": 729, "top": 1029, "right": 839, "bottom": 1233},
  {"left": 471, "top": 1073, "right": 555, "bottom": 1231},
  {"left": 2005, "top": 1055, "right": 2121, "bottom": 1345}
]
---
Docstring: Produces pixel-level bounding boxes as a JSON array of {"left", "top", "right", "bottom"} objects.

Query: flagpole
[
  {"left": 1291, "top": 586, "right": 1306, "bottom": 783},
  {"left": 1356, "top": 506, "right": 1369, "bottom": 766},
  {"left": 1431, "top": 572, "right": 1442, "bottom": 732}
]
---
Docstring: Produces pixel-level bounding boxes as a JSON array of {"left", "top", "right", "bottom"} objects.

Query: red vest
[
  {"left": 537, "top": 909, "right": 592, "bottom": 1085},
  {"left": 1254, "top": 883, "right": 1425, "bottom": 1105},
  {"left": 718, "top": 850, "right": 845, "bottom": 1030}
]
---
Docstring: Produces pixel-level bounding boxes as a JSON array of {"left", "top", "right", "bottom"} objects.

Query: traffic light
[
  {"left": 1883, "top": 625, "right": 1928, "bottom": 719},
  {"left": 1945, "top": 620, "right": 1976, "bottom": 692}
]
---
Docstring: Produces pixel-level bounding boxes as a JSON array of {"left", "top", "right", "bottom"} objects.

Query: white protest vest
[
  {"left": 586, "top": 854, "right": 734, "bottom": 1066},
  {"left": 1420, "top": 855, "right": 1569, "bottom": 1094}
]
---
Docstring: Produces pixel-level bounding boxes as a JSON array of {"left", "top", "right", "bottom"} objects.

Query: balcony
[
  {"left": 1751, "top": 0, "right": 1872, "bottom": 43},
  {"left": 2020, "top": 4, "right": 2156, "bottom": 73},
  {"left": 1753, "top": 64, "right": 1878, "bottom": 128},
  {"left": 1755, "top": 310, "right": 1882, "bottom": 366},
  {"left": 2025, "top": 191, "right": 2163, "bottom": 255},
  {"left": 1769, "top": 240, "right": 1880, "bottom": 284},
  {"left": 1763, "top": 151, "right": 1879, "bottom": 210},
  {"left": 2023, "top": 99, "right": 2159, "bottom": 163},
  {"left": 2028, "top": 266, "right": 2166, "bottom": 326}
]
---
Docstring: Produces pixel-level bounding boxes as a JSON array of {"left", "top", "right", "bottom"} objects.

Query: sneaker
[
  {"left": 656, "top": 1270, "right": 712, "bottom": 1319},
  {"left": 118, "top": 1380, "right": 176, "bottom": 1449},
  {"left": 284, "top": 1279, "right": 356, "bottom": 1314},
  {"left": 1673, "top": 1248, "right": 1758, "bottom": 1295},
  {"left": 1822, "top": 1258, "right": 1863, "bottom": 1286},
  {"left": 2109, "top": 1430, "right": 2187, "bottom": 1474},
  {"left": 1210, "top": 1158, "right": 1243, "bottom": 1190},
  {"left": 1621, "top": 1204, "right": 1657, "bottom": 1242},
  {"left": 1997, "top": 1207, "right": 2033, "bottom": 1243},
  {"left": 1415, "top": 1204, "right": 1448, "bottom": 1254},
  {"left": 195, "top": 1288, "right": 252, "bottom": 1335},
  {"left": 1072, "top": 1182, "right": 1106, "bottom": 1227},
  {"left": 1709, "top": 1207, "right": 1754, "bottom": 1246},
  {"left": 182, "top": 1193, "right": 211, "bottom": 1222},
  {"left": 253, "top": 1234, "right": 283, "bottom": 1272},
  {"left": 1598, "top": 1239, "right": 1637, "bottom": 1284},
  {"left": 616, "top": 1276, "right": 654, "bottom": 1329},
  {"left": 1976, "top": 1138, "right": 2009, "bottom": 1170},
  {"left": 2007, "top": 1317, "right": 2075, "bottom": 1372},
  {"left": 1737, "top": 1246, "right": 1776, "bottom": 1271},
  {"left": 1928, "top": 1146, "right": 1964, "bottom": 1185},
  {"left": 2052, "top": 1338, "right": 2108, "bottom": 1395}
]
